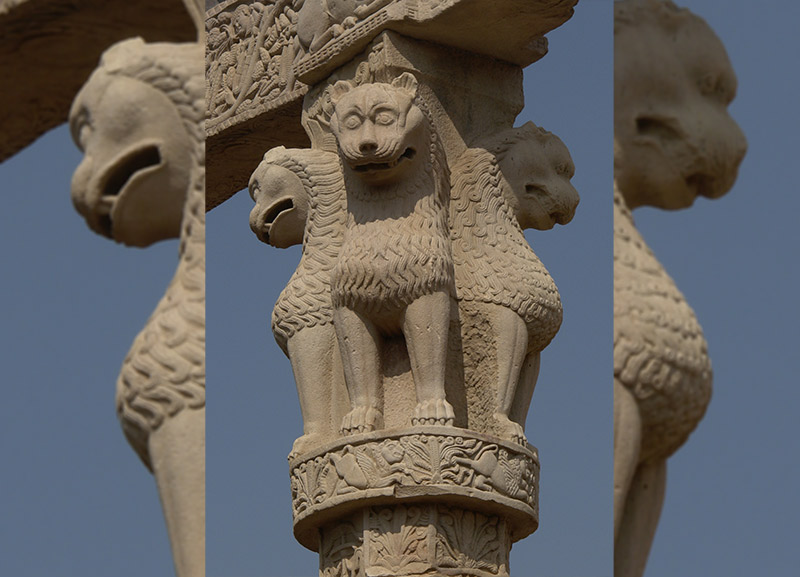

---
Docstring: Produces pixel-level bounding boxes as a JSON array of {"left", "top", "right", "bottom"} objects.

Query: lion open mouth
[
  {"left": 353, "top": 147, "right": 416, "bottom": 173},
  {"left": 259, "top": 197, "right": 295, "bottom": 244},
  {"left": 94, "top": 145, "right": 162, "bottom": 235}
]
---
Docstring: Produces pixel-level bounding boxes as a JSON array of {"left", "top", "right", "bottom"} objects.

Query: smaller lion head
[
  {"left": 248, "top": 147, "right": 311, "bottom": 249},
  {"left": 614, "top": 0, "right": 746, "bottom": 210},
  {"left": 69, "top": 38, "right": 203, "bottom": 247},
  {"left": 329, "top": 72, "right": 426, "bottom": 185},
  {"left": 482, "top": 122, "right": 579, "bottom": 230}
]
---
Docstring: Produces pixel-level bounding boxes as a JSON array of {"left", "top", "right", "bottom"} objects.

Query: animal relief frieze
[{"left": 290, "top": 428, "right": 539, "bottom": 522}]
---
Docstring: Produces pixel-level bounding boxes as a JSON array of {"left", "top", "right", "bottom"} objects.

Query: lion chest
[
  {"left": 116, "top": 238, "right": 205, "bottom": 461},
  {"left": 614, "top": 201, "right": 712, "bottom": 460},
  {"left": 272, "top": 185, "right": 347, "bottom": 344},
  {"left": 331, "top": 174, "right": 453, "bottom": 312}
]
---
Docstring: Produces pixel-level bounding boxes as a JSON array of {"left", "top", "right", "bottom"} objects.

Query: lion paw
[
  {"left": 412, "top": 399, "right": 455, "bottom": 426},
  {"left": 493, "top": 413, "right": 527, "bottom": 445},
  {"left": 341, "top": 406, "right": 383, "bottom": 436}
]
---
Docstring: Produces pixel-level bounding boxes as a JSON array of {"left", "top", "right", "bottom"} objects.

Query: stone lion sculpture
[
  {"left": 450, "top": 122, "right": 579, "bottom": 443},
  {"left": 613, "top": 2, "right": 746, "bottom": 576},
  {"left": 329, "top": 72, "right": 456, "bottom": 434},
  {"left": 249, "top": 145, "right": 350, "bottom": 457},
  {"left": 69, "top": 37, "right": 205, "bottom": 577}
]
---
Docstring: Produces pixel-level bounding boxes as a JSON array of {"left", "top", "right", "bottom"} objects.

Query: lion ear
[
  {"left": 391, "top": 72, "right": 418, "bottom": 99},
  {"left": 329, "top": 80, "right": 353, "bottom": 106}
]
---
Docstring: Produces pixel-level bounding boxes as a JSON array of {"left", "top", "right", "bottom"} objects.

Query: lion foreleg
[
  {"left": 615, "top": 459, "right": 666, "bottom": 577},
  {"left": 614, "top": 379, "right": 642, "bottom": 541},
  {"left": 335, "top": 306, "right": 384, "bottom": 434},
  {"left": 149, "top": 407, "right": 205, "bottom": 577},
  {"left": 287, "top": 325, "right": 338, "bottom": 457},
  {"left": 509, "top": 351, "right": 540, "bottom": 435},
  {"left": 404, "top": 290, "right": 455, "bottom": 426}
]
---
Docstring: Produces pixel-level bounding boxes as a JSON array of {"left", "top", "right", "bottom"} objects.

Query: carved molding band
[{"left": 290, "top": 427, "right": 538, "bottom": 551}]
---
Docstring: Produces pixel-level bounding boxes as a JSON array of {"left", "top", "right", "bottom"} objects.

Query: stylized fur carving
[
  {"left": 614, "top": 3, "right": 746, "bottom": 576},
  {"left": 259, "top": 147, "right": 347, "bottom": 352},
  {"left": 450, "top": 122, "right": 578, "bottom": 442},
  {"left": 614, "top": 187, "right": 711, "bottom": 463},
  {"left": 329, "top": 72, "right": 455, "bottom": 433},
  {"left": 70, "top": 38, "right": 205, "bottom": 577},
  {"left": 250, "top": 145, "right": 349, "bottom": 456}
]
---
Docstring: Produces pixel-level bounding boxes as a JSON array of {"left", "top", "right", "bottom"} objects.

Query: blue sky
[
  {"left": 0, "top": 126, "right": 177, "bottom": 572},
  {"left": 2, "top": 1, "right": 798, "bottom": 576}
]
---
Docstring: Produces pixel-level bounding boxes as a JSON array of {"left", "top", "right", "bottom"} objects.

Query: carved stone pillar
[{"left": 208, "top": 1, "right": 579, "bottom": 574}]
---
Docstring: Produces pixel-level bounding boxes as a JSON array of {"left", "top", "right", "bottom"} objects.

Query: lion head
[
  {"left": 248, "top": 147, "right": 311, "bottom": 249},
  {"left": 614, "top": 0, "right": 746, "bottom": 210},
  {"left": 478, "top": 122, "right": 579, "bottom": 230},
  {"left": 69, "top": 38, "right": 203, "bottom": 247},
  {"left": 329, "top": 72, "right": 426, "bottom": 186}
]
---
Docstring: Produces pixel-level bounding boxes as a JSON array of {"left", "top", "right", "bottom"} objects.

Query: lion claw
[
  {"left": 493, "top": 413, "right": 527, "bottom": 445},
  {"left": 412, "top": 399, "right": 455, "bottom": 426},
  {"left": 341, "top": 406, "right": 383, "bottom": 436}
]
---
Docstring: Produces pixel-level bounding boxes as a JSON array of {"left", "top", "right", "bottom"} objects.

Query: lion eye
[
  {"left": 700, "top": 73, "right": 733, "bottom": 104},
  {"left": 343, "top": 114, "right": 363, "bottom": 130},
  {"left": 79, "top": 124, "right": 92, "bottom": 149},
  {"left": 525, "top": 184, "right": 547, "bottom": 196},
  {"left": 374, "top": 111, "right": 397, "bottom": 126},
  {"left": 70, "top": 109, "right": 92, "bottom": 150}
]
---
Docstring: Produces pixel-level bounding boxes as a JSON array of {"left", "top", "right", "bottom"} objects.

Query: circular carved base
[{"left": 289, "top": 426, "right": 539, "bottom": 556}]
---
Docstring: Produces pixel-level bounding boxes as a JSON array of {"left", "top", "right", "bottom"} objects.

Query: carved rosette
[{"left": 290, "top": 426, "right": 538, "bottom": 566}]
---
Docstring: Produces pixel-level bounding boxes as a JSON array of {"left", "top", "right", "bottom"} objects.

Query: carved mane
[
  {"left": 450, "top": 128, "right": 562, "bottom": 353},
  {"left": 330, "top": 81, "right": 454, "bottom": 314},
  {"left": 268, "top": 147, "right": 346, "bottom": 353},
  {"left": 105, "top": 39, "right": 206, "bottom": 470},
  {"left": 613, "top": 183, "right": 711, "bottom": 461}
]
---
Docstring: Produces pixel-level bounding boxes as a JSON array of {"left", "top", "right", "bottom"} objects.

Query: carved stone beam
[
  {"left": 0, "top": 0, "right": 197, "bottom": 163},
  {"left": 205, "top": 0, "right": 578, "bottom": 209}
]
